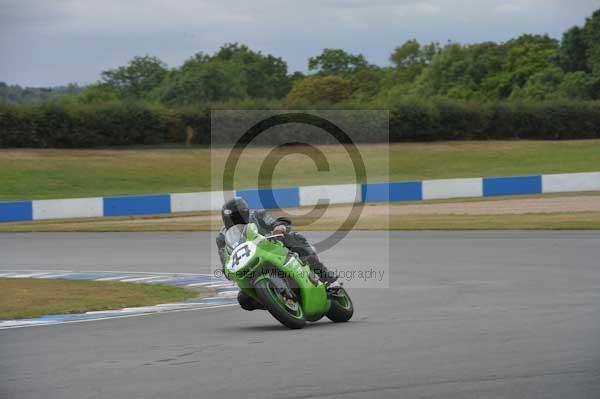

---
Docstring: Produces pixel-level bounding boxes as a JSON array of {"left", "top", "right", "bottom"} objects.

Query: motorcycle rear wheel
[{"left": 255, "top": 277, "right": 306, "bottom": 329}]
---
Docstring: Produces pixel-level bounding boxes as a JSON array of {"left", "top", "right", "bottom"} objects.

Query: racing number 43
[{"left": 231, "top": 244, "right": 251, "bottom": 268}]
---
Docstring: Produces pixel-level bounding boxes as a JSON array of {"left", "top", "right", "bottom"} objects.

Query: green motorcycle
[{"left": 223, "top": 223, "right": 353, "bottom": 329}]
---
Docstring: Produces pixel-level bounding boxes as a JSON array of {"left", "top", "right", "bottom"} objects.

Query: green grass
[
  {"left": 0, "top": 278, "right": 201, "bottom": 320},
  {"left": 1, "top": 140, "right": 600, "bottom": 200}
]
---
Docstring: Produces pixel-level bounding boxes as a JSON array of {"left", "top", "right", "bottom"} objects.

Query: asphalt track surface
[{"left": 1, "top": 232, "right": 600, "bottom": 399}]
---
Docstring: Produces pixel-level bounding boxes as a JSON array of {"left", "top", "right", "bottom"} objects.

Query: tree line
[
  {"left": 3, "top": 8, "right": 600, "bottom": 107},
  {"left": 2, "top": 8, "right": 600, "bottom": 147}
]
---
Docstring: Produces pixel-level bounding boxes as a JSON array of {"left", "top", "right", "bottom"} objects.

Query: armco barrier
[{"left": 1, "top": 171, "right": 599, "bottom": 223}]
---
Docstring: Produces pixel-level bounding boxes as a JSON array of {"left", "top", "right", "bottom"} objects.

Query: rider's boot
[{"left": 237, "top": 291, "right": 265, "bottom": 311}]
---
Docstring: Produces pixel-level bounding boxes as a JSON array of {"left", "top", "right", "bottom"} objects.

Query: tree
[
  {"left": 583, "top": 9, "right": 600, "bottom": 75},
  {"left": 413, "top": 43, "right": 471, "bottom": 97},
  {"left": 485, "top": 35, "right": 559, "bottom": 98},
  {"left": 149, "top": 43, "right": 295, "bottom": 105},
  {"left": 558, "top": 71, "right": 600, "bottom": 99},
  {"left": 213, "top": 43, "right": 291, "bottom": 98},
  {"left": 285, "top": 75, "right": 353, "bottom": 107},
  {"left": 348, "top": 66, "right": 388, "bottom": 100},
  {"left": 150, "top": 55, "right": 247, "bottom": 105},
  {"left": 511, "top": 66, "right": 564, "bottom": 100},
  {"left": 308, "top": 49, "right": 370, "bottom": 75},
  {"left": 77, "top": 84, "right": 121, "bottom": 104},
  {"left": 503, "top": 40, "right": 559, "bottom": 88},
  {"left": 101, "top": 55, "right": 168, "bottom": 98},
  {"left": 560, "top": 26, "right": 588, "bottom": 72},
  {"left": 390, "top": 40, "right": 438, "bottom": 83}
]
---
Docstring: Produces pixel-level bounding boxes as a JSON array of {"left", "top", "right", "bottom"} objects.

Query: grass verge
[
  {"left": 2, "top": 212, "right": 598, "bottom": 232},
  {"left": 1, "top": 140, "right": 600, "bottom": 200},
  {"left": 0, "top": 278, "right": 201, "bottom": 320}
]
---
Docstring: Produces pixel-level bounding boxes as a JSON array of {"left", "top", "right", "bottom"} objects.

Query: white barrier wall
[
  {"left": 542, "top": 172, "right": 600, "bottom": 193},
  {"left": 32, "top": 198, "right": 103, "bottom": 220},
  {"left": 422, "top": 178, "right": 483, "bottom": 200},
  {"left": 5, "top": 171, "right": 599, "bottom": 223},
  {"left": 299, "top": 184, "right": 361, "bottom": 206},
  {"left": 171, "top": 191, "right": 233, "bottom": 212}
]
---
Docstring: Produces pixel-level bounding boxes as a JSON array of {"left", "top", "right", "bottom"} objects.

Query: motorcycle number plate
[{"left": 226, "top": 242, "right": 256, "bottom": 272}]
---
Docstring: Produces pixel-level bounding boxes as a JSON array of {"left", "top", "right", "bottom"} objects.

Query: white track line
[
  {"left": 119, "top": 276, "right": 168, "bottom": 282},
  {"left": 0, "top": 303, "right": 238, "bottom": 330},
  {"left": 185, "top": 282, "right": 214, "bottom": 287},
  {"left": 9, "top": 272, "right": 55, "bottom": 278},
  {"left": 0, "top": 270, "right": 239, "bottom": 330},
  {"left": 204, "top": 282, "right": 235, "bottom": 288}
]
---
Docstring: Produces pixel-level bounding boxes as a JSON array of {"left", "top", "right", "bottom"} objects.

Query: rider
[{"left": 216, "top": 197, "right": 339, "bottom": 311}]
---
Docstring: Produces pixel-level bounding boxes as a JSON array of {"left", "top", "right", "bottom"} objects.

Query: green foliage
[
  {"left": 76, "top": 84, "right": 121, "bottom": 104},
  {"left": 213, "top": 43, "right": 291, "bottom": 99},
  {"left": 583, "top": 10, "right": 600, "bottom": 75},
  {"left": 4, "top": 8, "right": 600, "bottom": 147},
  {"left": 151, "top": 56, "right": 247, "bottom": 105},
  {"left": 0, "top": 102, "right": 171, "bottom": 148},
  {"left": 412, "top": 35, "right": 560, "bottom": 101},
  {"left": 2, "top": 99, "right": 600, "bottom": 148},
  {"left": 390, "top": 39, "right": 439, "bottom": 83},
  {"left": 308, "top": 48, "right": 370, "bottom": 75},
  {"left": 148, "top": 44, "right": 292, "bottom": 106},
  {"left": 285, "top": 75, "right": 353, "bottom": 107},
  {"left": 510, "top": 67, "right": 564, "bottom": 100},
  {"left": 560, "top": 26, "right": 588, "bottom": 72},
  {"left": 101, "top": 55, "right": 168, "bottom": 98},
  {"left": 559, "top": 72, "right": 600, "bottom": 99}
]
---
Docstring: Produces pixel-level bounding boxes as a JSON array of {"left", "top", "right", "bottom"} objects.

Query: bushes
[
  {"left": 482, "top": 101, "right": 600, "bottom": 140},
  {"left": 389, "top": 99, "right": 600, "bottom": 141},
  {"left": 1, "top": 99, "right": 599, "bottom": 147},
  {"left": 285, "top": 76, "right": 354, "bottom": 107},
  {"left": 0, "top": 102, "right": 208, "bottom": 148}
]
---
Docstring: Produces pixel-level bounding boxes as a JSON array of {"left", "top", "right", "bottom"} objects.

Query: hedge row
[
  {"left": 389, "top": 99, "right": 600, "bottom": 141},
  {"left": 1, "top": 100, "right": 600, "bottom": 147}
]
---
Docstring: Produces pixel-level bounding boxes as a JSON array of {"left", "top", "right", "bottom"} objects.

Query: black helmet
[{"left": 221, "top": 197, "right": 250, "bottom": 229}]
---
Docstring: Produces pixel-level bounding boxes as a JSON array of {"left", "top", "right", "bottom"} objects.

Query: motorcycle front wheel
[
  {"left": 255, "top": 277, "right": 306, "bottom": 329},
  {"left": 326, "top": 288, "right": 354, "bottom": 322}
]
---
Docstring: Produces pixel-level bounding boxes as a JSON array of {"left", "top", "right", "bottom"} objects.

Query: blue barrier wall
[
  {"left": 0, "top": 201, "right": 33, "bottom": 222},
  {"left": 483, "top": 175, "right": 542, "bottom": 197},
  {"left": 103, "top": 195, "right": 171, "bottom": 217},
  {"left": 236, "top": 187, "right": 300, "bottom": 209},
  {"left": 362, "top": 181, "right": 422, "bottom": 203},
  {"left": 1, "top": 172, "right": 598, "bottom": 223}
]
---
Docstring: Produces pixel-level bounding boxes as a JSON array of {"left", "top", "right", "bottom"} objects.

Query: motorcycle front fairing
[{"left": 223, "top": 223, "right": 330, "bottom": 318}]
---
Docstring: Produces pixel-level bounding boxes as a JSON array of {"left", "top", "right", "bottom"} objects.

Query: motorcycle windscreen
[{"left": 224, "top": 224, "right": 247, "bottom": 250}]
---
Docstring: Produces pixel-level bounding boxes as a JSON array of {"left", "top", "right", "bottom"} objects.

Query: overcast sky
[{"left": 1, "top": 0, "right": 599, "bottom": 86}]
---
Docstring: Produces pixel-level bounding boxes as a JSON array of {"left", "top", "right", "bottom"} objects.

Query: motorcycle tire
[
  {"left": 255, "top": 277, "right": 306, "bottom": 329},
  {"left": 326, "top": 288, "right": 354, "bottom": 322}
]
